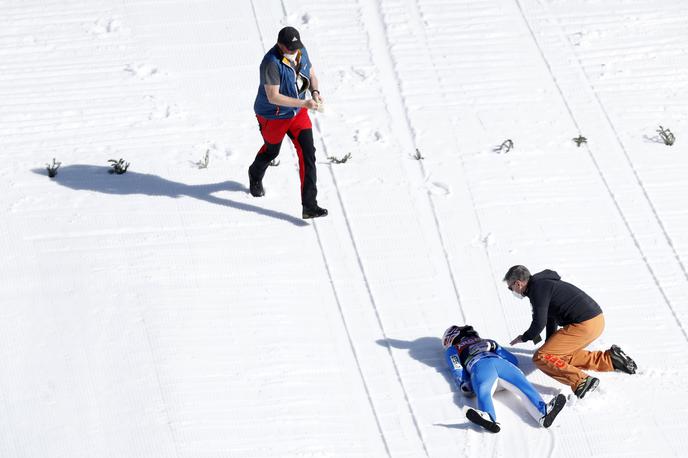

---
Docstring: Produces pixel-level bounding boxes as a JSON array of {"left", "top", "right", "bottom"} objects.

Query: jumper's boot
[
  {"left": 539, "top": 394, "right": 566, "bottom": 428},
  {"left": 466, "top": 408, "right": 500, "bottom": 433}
]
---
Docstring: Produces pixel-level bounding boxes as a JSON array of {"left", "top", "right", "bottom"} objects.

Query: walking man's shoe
[
  {"left": 609, "top": 345, "right": 637, "bottom": 374},
  {"left": 249, "top": 172, "right": 265, "bottom": 197},
  {"left": 302, "top": 205, "right": 328, "bottom": 219}
]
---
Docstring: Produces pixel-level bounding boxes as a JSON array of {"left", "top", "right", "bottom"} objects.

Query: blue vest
[{"left": 254, "top": 45, "right": 312, "bottom": 119}]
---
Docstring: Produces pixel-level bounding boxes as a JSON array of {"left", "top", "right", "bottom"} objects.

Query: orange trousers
[{"left": 533, "top": 314, "right": 614, "bottom": 391}]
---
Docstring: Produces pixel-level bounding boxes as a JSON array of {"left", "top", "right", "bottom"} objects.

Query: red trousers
[{"left": 249, "top": 108, "right": 318, "bottom": 209}]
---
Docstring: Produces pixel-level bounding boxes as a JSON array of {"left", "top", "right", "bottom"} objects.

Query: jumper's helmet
[{"left": 442, "top": 325, "right": 479, "bottom": 349}]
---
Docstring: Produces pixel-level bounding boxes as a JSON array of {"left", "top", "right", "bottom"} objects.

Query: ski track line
[
  {"left": 311, "top": 157, "right": 393, "bottom": 458},
  {"left": 141, "top": 316, "right": 181, "bottom": 458},
  {"left": 249, "top": 0, "right": 267, "bottom": 50},
  {"left": 251, "top": 2, "right": 393, "bottom": 456},
  {"left": 366, "top": 0, "right": 468, "bottom": 324},
  {"left": 313, "top": 123, "right": 427, "bottom": 458},
  {"left": 286, "top": 0, "right": 441, "bottom": 454},
  {"left": 556, "top": 14, "right": 688, "bottom": 330},
  {"left": 390, "top": 0, "right": 552, "bottom": 454},
  {"left": 512, "top": 0, "right": 688, "bottom": 344},
  {"left": 403, "top": 0, "right": 514, "bottom": 340},
  {"left": 286, "top": 0, "right": 427, "bottom": 454}
]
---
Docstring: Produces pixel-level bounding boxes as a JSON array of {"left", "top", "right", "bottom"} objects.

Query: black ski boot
[
  {"left": 539, "top": 394, "right": 566, "bottom": 428},
  {"left": 248, "top": 172, "right": 265, "bottom": 197},
  {"left": 466, "top": 408, "right": 500, "bottom": 433},
  {"left": 609, "top": 345, "right": 637, "bottom": 374},
  {"left": 302, "top": 205, "right": 328, "bottom": 219},
  {"left": 574, "top": 376, "right": 599, "bottom": 399}
]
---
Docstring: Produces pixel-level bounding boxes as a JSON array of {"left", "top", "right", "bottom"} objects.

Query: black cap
[{"left": 277, "top": 26, "right": 303, "bottom": 51}]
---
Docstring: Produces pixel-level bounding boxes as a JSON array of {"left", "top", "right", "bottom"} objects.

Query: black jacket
[{"left": 522, "top": 270, "right": 602, "bottom": 342}]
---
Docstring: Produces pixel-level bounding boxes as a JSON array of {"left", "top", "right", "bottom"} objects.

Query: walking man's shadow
[
  {"left": 378, "top": 336, "right": 557, "bottom": 431},
  {"left": 35, "top": 165, "right": 308, "bottom": 226}
]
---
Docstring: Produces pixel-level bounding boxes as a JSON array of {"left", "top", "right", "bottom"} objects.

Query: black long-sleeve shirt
[{"left": 522, "top": 269, "right": 603, "bottom": 342}]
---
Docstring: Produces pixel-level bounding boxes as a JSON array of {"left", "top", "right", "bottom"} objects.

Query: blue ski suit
[{"left": 445, "top": 336, "right": 548, "bottom": 422}]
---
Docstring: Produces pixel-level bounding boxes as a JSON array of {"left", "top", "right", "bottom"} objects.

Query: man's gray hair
[{"left": 503, "top": 265, "right": 531, "bottom": 284}]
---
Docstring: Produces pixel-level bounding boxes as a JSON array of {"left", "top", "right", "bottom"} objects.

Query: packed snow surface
[{"left": 2, "top": 0, "right": 688, "bottom": 457}]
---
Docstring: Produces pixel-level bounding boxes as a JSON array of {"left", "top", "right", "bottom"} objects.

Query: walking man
[
  {"left": 504, "top": 265, "right": 637, "bottom": 398},
  {"left": 249, "top": 26, "right": 327, "bottom": 219}
]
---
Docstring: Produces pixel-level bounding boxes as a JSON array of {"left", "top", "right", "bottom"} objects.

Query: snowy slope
[{"left": 1, "top": 0, "right": 688, "bottom": 457}]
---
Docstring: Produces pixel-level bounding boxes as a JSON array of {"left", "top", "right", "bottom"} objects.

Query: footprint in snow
[
  {"left": 124, "top": 64, "right": 159, "bottom": 79},
  {"left": 300, "top": 13, "right": 313, "bottom": 24},
  {"left": 426, "top": 181, "right": 450, "bottom": 196},
  {"left": 87, "top": 18, "right": 122, "bottom": 37}
]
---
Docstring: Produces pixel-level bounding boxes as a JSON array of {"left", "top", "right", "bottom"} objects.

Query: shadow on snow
[{"left": 35, "top": 164, "right": 308, "bottom": 227}]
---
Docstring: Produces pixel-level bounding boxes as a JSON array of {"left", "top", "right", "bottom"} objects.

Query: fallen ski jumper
[{"left": 443, "top": 325, "right": 567, "bottom": 433}]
